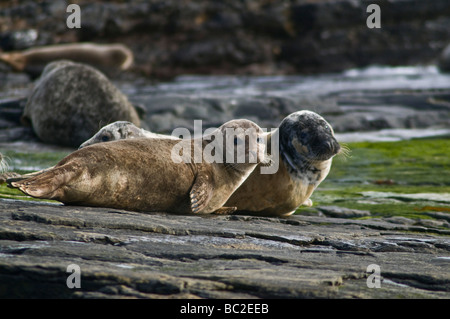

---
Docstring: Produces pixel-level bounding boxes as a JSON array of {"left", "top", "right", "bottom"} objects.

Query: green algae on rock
[{"left": 303, "top": 138, "right": 450, "bottom": 221}]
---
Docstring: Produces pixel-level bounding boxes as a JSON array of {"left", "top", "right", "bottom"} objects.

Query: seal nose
[
  {"left": 319, "top": 138, "right": 340, "bottom": 158},
  {"left": 333, "top": 140, "right": 341, "bottom": 154},
  {"left": 248, "top": 150, "right": 258, "bottom": 163},
  {"left": 325, "top": 139, "right": 340, "bottom": 155}
]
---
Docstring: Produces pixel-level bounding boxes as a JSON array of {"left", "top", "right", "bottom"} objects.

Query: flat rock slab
[{"left": 0, "top": 199, "right": 449, "bottom": 299}]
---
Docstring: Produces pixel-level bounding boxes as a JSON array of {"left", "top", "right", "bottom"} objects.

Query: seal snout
[
  {"left": 315, "top": 136, "right": 340, "bottom": 160},
  {"left": 325, "top": 138, "right": 341, "bottom": 155}
]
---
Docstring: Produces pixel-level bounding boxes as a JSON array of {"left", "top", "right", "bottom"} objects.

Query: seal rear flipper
[
  {"left": 189, "top": 172, "right": 213, "bottom": 214},
  {"left": 1, "top": 172, "right": 22, "bottom": 184},
  {"left": 212, "top": 207, "right": 237, "bottom": 215},
  {"left": 9, "top": 167, "right": 77, "bottom": 200},
  {"left": 4, "top": 167, "right": 51, "bottom": 185}
]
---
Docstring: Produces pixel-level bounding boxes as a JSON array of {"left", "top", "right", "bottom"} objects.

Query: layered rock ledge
[{"left": 1, "top": 199, "right": 449, "bottom": 298}]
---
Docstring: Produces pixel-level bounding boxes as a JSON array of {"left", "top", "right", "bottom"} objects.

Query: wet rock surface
[
  {"left": 2, "top": 66, "right": 450, "bottom": 145},
  {"left": 121, "top": 68, "right": 450, "bottom": 136},
  {"left": 0, "top": 199, "right": 449, "bottom": 298}
]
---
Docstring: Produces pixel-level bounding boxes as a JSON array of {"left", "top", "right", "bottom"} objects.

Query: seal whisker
[
  {"left": 337, "top": 143, "right": 351, "bottom": 160},
  {"left": 260, "top": 154, "right": 273, "bottom": 167},
  {"left": 0, "top": 154, "right": 11, "bottom": 173}
]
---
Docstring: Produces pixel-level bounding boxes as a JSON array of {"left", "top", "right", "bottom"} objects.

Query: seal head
[
  {"left": 79, "top": 121, "right": 179, "bottom": 149},
  {"left": 279, "top": 110, "right": 340, "bottom": 181},
  {"left": 79, "top": 121, "right": 146, "bottom": 149}
]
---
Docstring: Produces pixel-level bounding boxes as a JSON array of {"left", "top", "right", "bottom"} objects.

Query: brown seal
[
  {"left": 0, "top": 121, "right": 162, "bottom": 183},
  {"left": 0, "top": 43, "right": 133, "bottom": 77},
  {"left": 8, "top": 120, "right": 267, "bottom": 215},
  {"left": 225, "top": 110, "right": 341, "bottom": 216}
]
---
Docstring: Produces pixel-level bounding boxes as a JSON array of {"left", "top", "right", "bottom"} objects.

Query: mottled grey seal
[
  {"left": 9, "top": 120, "right": 267, "bottom": 215},
  {"left": 22, "top": 60, "right": 140, "bottom": 147},
  {"left": 226, "top": 110, "right": 341, "bottom": 216},
  {"left": 0, "top": 43, "right": 133, "bottom": 76},
  {"left": 79, "top": 121, "right": 178, "bottom": 149}
]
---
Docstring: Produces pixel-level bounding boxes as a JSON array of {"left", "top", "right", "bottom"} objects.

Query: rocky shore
[{"left": 1, "top": 0, "right": 449, "bottom": 300}]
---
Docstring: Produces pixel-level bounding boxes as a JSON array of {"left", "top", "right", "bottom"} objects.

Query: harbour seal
[
  {"left": 22, "top": 60, "right": 141, "bottom": 147},
  {"left": 79, "top": 121, "right": 178, "bottom": 149},
  {"left": 0, "top": 43, "right": 133, "bottom": 77},
  {"left": 8, "top": 120, "right": 267, "bottom": 215},
  {"left": 59, "top": 111, "right": 341, "bottom": 216},
  {"left": 226, "top": 110, "right": 341, "bottom": 216}
]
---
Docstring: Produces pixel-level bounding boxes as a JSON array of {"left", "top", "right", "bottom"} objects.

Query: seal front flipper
[
  {"left": 189, "top": 171, "right": 214, "bottom": 214},
  {"left": 302, "top": 198, "right": 313, "bottom": 207}
]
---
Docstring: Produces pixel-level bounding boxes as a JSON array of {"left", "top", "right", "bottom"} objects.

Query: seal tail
[{"left": 8, "top": 166, "right": 76, "bottom": 200}]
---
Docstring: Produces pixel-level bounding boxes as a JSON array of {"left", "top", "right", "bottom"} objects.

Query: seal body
[
  {"left": 9, "top": 120, "right": 266, "bottom": 214},
  {"left": 225, "top": 110, "right": 340, "bottom": 216},
  {"left": 0, "top": 43, "right": 133, "bottom": 77},
  {"left": 22, "top": 61, "right": 140, "bottom": 147}
]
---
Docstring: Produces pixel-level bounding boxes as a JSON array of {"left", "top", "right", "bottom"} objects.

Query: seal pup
[
  {"left": 225, "top": 110, "right": 341, "bottom": 216},
  {"left": 9, "top": 120, "right": 267, "bottom": 215},
  {"left": 0, "top": 43, "right": 133, "bottom": 77},
  {"left": 79, "top": 121, "right": 179, "bottom": 149}
]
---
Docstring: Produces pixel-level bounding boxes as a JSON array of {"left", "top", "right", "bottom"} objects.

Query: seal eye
[{"left": 101, "top": 135, "right": 110, "bottom": 142}]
